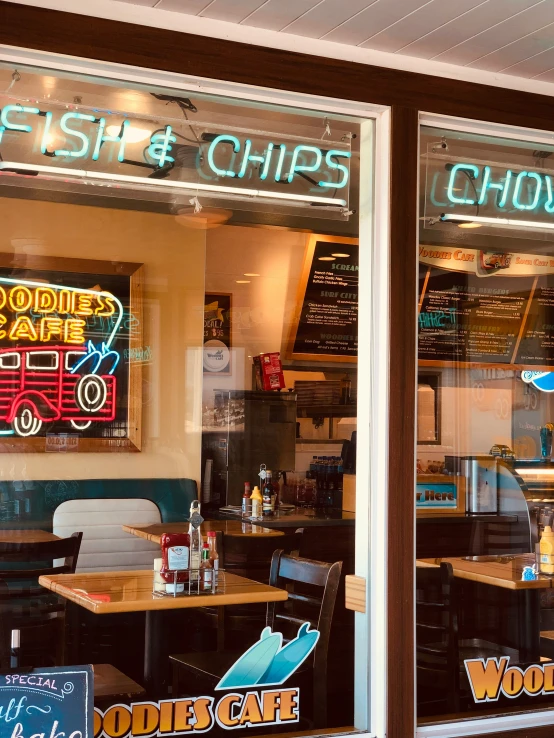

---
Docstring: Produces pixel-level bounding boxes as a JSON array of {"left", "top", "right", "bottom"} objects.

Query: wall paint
[{"left": 0, "top": 197, "right": 205, "bottom": 483}]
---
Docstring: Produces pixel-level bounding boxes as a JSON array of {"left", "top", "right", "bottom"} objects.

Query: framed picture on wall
[
  {"left": 203, "top": 293, "right": 232, "bottom": 376},
  {"left": 0, "top": 252, "right": 143, "bottom": 452},
  {"left": 286, "top": 234, "right": 358, "bottom": 363}
]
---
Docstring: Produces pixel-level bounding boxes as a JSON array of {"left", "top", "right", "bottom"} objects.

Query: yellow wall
[{"left": 0, "top": 197, "right": 206, "bottom": 483}]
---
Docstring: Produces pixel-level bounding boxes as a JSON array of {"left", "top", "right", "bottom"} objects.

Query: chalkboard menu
[
  {"left": 0, "top": 665, "right": 93, "bottom": 738},
  {"left": 287, "top": 236, "right": 358, "bottom": 362},
  {"left": 418, "top": 246, "right": 554, "bottom": 368},
  {"left": 0, "top": 253, "right": 143, "bottom": 452}
]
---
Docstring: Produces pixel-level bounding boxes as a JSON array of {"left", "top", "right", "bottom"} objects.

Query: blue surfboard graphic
[
  {"left": 258, "top": 623, "right": 320, "bottom": 686},
  {"left": 215, "top": 627, "right": 282, "bottom": 690}
]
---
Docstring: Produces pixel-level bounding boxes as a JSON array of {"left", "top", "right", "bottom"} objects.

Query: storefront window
[
  {"left": 417, "top": 122, "right": 554, "bottom": 727},
  {"left": 0, "top": 63, "right": 377, "bottom": 738}
]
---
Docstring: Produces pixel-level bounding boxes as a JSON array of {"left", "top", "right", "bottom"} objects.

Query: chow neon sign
[{"left": 445, "top": 162, "right": 554, "bottom": 215}]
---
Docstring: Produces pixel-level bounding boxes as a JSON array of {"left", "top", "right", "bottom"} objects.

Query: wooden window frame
[{"left": 6, "top": 3, "right": 554, "bottom": 735}]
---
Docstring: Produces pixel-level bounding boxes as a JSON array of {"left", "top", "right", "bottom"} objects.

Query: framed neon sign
[
  {"left": 0, "top": 252, "right": 143, "bottom": 452},
  {"left": 0, "top": 99, "right": 351, "bottom": 213}
]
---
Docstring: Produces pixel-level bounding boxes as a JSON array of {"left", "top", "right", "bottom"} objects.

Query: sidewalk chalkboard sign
[
  {"left": 287, "top": 235, "right": 358, "bottom": 363},
  {"left": 0, "top": 665, "right": 93, "bottom": 738}
]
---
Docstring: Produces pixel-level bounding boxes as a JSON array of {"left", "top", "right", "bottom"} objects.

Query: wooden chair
[
  {"left": 468, "top": 513, "right": 535, "bottom": 556},
  {"left": 171, "top": 551, "right": 342, "bottom": 728},
  {"left": 417, "top": 562, "right": 517, "bottom": 718},
  {"left": 194, "top": 530, "right": 303, "bottom": 650},
  {"left": 0, "top": 533, "right": 145, "bottom": 705},
  {"left": 0, "top": 532, "right": 83, "bottom": 667},
  {"left": 416, "top": 562, "right": 460, "bottom": 716}
]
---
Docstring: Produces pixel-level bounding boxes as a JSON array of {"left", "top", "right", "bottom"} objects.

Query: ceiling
[{"left": 113, "top": 0, "right": 554, "bottom": 84}]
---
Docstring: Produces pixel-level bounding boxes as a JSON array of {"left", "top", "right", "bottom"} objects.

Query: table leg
[
  {"left": 518, "top": 589, "right": 540, "bottom": 663},
  {"left": 144, "top": 610, "right": 168, "bottom": 697}
]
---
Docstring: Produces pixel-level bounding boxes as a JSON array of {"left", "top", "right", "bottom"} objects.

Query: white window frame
[
  {"left": 0, "top": 352, "right": 21, "bottom": 370},
  {"left": 26, "top": 350, "right": 59, "bottom": 371},
  {"left": 418, "top": 110, "right": 554, "bottom": 737},
  {"left": 0, "top": 44, "right": 392, "bottom": 738}
]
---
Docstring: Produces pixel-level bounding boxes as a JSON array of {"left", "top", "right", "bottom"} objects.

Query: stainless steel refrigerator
[{"left": 202, "top": 390, "right": 297, "bottom": 506}]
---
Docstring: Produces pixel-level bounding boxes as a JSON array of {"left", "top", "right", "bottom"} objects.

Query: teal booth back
[{"left": 0, "top": 478, "right": 198, "bottom": 530}]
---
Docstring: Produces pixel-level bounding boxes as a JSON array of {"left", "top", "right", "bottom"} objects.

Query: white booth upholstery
[{"left": 53, "top": 498, "right": 161, "bottom": 572}]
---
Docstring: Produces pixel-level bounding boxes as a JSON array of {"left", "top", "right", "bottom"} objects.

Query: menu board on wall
[
  {"left": 287, "top": 235, "right": 358, "bottom": 362},
  {"left": 0, "top": 253, "right": 143, "bottom": 452},
  {"left": 418, "top": 245, "right": 554, "bottom": 368}
]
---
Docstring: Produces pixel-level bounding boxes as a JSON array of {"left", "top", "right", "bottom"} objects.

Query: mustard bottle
[
  {"left": 250, "top": 485, "right": 263, "bottom": 518},
  {"left": 540, "top": 525, "right": 554, "bottom": 575}
]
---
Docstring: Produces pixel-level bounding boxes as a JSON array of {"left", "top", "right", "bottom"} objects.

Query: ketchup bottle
[{"left": 160, "top": 532, "right": 191, "bottom": 592}]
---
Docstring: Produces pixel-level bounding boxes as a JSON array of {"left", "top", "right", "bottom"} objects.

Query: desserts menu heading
[{"left": 419, "top": 246, "right": 554, "bottom": 367}]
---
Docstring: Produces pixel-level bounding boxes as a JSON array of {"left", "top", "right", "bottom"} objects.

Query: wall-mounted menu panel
[
  {"left": 287, "top": 235, "right": 358, "bottom": 362},
  {"left": 418, "top": 245, "right": 554, "bottom": 368}
]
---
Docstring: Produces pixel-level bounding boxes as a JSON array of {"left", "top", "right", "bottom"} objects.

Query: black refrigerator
[{"left": 202, "top": 390, "right": 297, "bottom": 506}]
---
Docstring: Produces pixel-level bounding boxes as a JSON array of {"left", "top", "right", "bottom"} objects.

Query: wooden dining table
[
  {"left": 418, "top": 554, "right": 548, "bottom": 661},
  {"left": 0, "top": 529, "right": 60, "bottom": 543},
  {"left": 122, "top": 519, "right": 284, "bottom": 545},
  {"left": 39, "top": 568, "right": 288, "bottom": 696}
]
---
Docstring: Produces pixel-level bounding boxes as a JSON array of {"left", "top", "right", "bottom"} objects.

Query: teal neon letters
[
  {"left": 513, "top": 171, "right": 541, "bottom": 211},
  {"left": 55, "top": 112, "right": 97, "bottom": 159},
  {"left": 446, "top": 162, "right": 554, "bottom": 216},
  {"left": 287, "top": 146, "right": 322, "bottom": 184},
  {"left": 0, "top": 104, "right": 40, "bottom": 143},
  {"left": 207, "top": 135, "right": 240, "bottom": 177},
  {"left": 319, "top": 150, "right": 351, "bottom": 189},
  {"left": 237, "top": 139, "right": 265, "bottom": 179},
  {"left": 477, "top": 166, "right": 512, "bottom": 207},
  {"left": 147, "top": 125, "right": 177, "bottom": 167},
  {"left": 92, "top": 118, "right": 129, "bottom": 162},
  {"left": 447, "top": 163, "right": 479, "bottom": 205}
]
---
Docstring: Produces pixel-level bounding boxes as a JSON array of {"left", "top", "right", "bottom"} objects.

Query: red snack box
[{"left": 256, "top": 352, "right": 285, "bottom": 391}]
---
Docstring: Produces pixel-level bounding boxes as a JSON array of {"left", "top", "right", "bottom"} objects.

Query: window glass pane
[
  {"left": 0, "top": 63, "right": 373, "bottom": 738},
  {"left": 417, "top": 123, "right": 554, "bottom": 725}
]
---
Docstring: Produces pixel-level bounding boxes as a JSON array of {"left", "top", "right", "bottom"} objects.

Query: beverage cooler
[{"left": 202, "top": 390, "right": 297, "bottom": 507}]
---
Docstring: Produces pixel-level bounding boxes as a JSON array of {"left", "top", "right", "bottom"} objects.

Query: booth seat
[{"left": 0, "top": 477, "right": 198, "bottom": 531}]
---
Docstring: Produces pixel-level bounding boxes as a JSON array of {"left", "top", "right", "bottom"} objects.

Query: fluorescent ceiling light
[
  {"left": 458, "top": 222, "right": 482, "bottom": 229},
  {"left": 331, "top": 252, "right": 350, "bottom": 257},
  {"left": 0, "top": 161, "right": 347, "bottom": 209},
  {"left": 244, "top": 273, "right": 260, "bottom": 277},
  {"left": 318, "top": 256, "right": 335, "bottom": 261},
  {"left": 441, "top": 213, "right": 554, "bottom": 232},
  {"left": 106, "top": 124, "right": 151, "bottom": 143},
  {"left": 236, "top": 280, "right": 250, "bottom": 284}
]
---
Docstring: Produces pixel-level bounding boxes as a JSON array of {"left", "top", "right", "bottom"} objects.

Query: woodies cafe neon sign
[
  {"left": 0, "top": 104, "right": 351, "bottom": 204},
  {"left": 465, "top": 657, "right": 554, "bottom": 703}
]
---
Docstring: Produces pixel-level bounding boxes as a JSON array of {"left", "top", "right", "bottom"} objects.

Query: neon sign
[
  {"left": 0, "top": 104, "right": 351, "bottom": 207},
  {"left": 0, "top": 275, "right": 124, "bottom": 437},
  {"left": 446, "top": 162, "right": 554, "bottom": 216}
]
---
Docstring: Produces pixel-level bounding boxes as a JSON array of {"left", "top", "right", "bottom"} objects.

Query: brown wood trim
[
  {"left": 387, "top": 105, "right": 418, "bottom": 738},
  {"left": 3, "top": 1, "right": 554, "bottom": 133}
]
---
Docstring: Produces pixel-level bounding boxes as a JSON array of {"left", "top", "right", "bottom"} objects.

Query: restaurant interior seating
[
  {"left": 0, "top": 532, "right": 83, "bottom": 668},
  {"left": 53, "top": 498, "right": 161, "bottom": 572},
  {"left": 416, "top": 562, "right": 517, "bottom": 716},
  {"left": 0, "top": 532, "right": 146, "bottom": 705},
  {"left": 468, "top": 509, "right": 538, "bottom": 556},
  {"left": 193, "top": 530, "right": 304, "bottom": 650},
  {"left": 171, "top": 551, "right": 343, "bottom": 729},
  {"left": 0, "top": 477, "right": 197, "bottom": 531}
]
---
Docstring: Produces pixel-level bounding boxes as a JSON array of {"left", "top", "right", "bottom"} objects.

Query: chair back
[
  {"left": 218, "top": 530, "right": 303, "bottom": 583},
  {"left": 54, "top": 498, "right": 160, "bottom": 572},
  {"left": 266, "top": 551, "right": 342, "bottom": 679},
  {"left": 416, "top": 562, "right": 459, "bottom": 714},
  {"left": 469, "top": 519, "right": 532, "bottom": 556},
  {"left": 0, "top": 579, "right": 11, "bottom": 670},
  {"left": 0, "top": 532, "right": 82, "bottom": 580}
]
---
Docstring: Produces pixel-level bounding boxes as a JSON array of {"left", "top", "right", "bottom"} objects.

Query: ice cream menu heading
[{"left": 418, "top": 245, "right": 554, "bottom": 366}]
